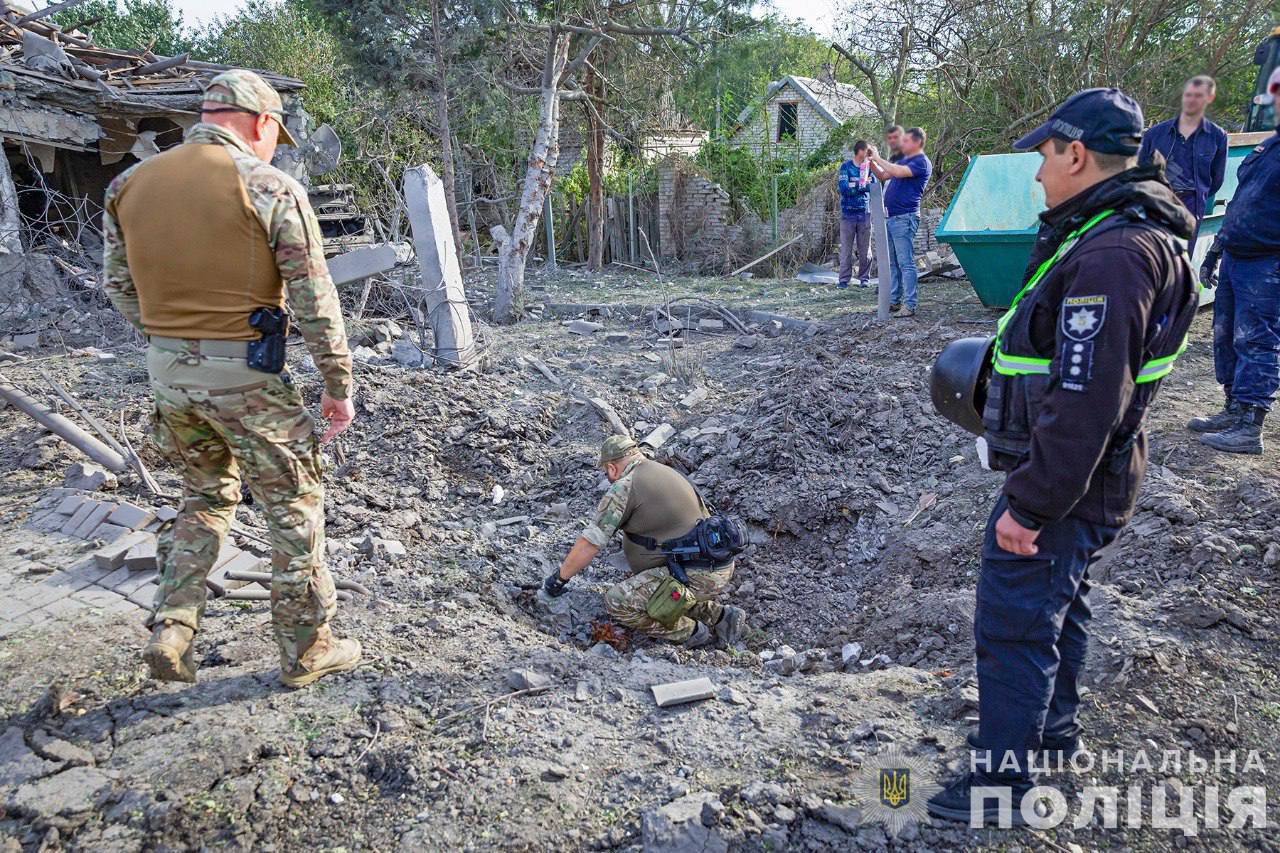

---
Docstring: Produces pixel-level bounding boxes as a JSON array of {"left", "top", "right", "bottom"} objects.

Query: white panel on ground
[{"left": 404, "top": 165, "right": 477, "bottom": 368}]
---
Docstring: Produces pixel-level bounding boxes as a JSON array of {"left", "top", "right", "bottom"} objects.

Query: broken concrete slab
[
  {"left": 679, "top": 387, "right": 708, "bottom": 409},
  {"left": 55, "top": 494, "right": 89, "bottom": 516},
  {"left": 733, "top": 335, "right": 759, "bottom": 349},
  {"left": 30, "top": 730, "right": 94, "bottom": 768},
  {"left": 0, "top": 726, "right": 63, "bottom": 789},
  {"left": 63, "top": 462, "right": 117, "bottom": 492},
  {"left": 391, "top": 337, "right": 426, "bottom": 368},
  {"left": 126, "top": 582, "right": 158, "bottom": 610},
  {"left": 153, "top": 506, "right": 178, "bottom": 523},
  {"left": 651, "top": 677, "right": 716, "bottom": 708},
  {"left": 404, "top": 164, "right": 477, "bottom": 368},
  {"left": 698, "top": 318, "right": 725, "bottom": 333},
  {"left": 641, "top": 423, "right": 676, "bottom": 450},
  {"left": 71, "top": 502, "right": 114, "bottom": 539},
  {"left": 60, "top": 500, "right": 101, "bottom": 535},
  {"left": 566, "top": 319, "right": 604, "bottom": 335},
  {"left": 507, "top": 669, "right": 552, "bottom": 691},
  {"left": 124, "top": 538, "right": 158, "bottom": 571},
  {"left": 87, "top": 522, "right": 131, "bottom": 543},
  {"left": 326, "top": 243, "right": 398, "bottom": 286},
  {"left": 604, "top": 332, "right": 630, "bottom": 344},
  {"left": 106, "top": 502, "right": 155, "bottom": 531}
]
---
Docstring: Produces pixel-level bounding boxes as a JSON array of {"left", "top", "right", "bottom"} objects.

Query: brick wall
[
  {"left": 730, "top": 84, "right": 836, "bottom": 157},
  {"left": 657, "top": 153, "right": 947, "bottom": 273},
  {"left": 656, "top": 156, "right": 734, "bottom": 266}
]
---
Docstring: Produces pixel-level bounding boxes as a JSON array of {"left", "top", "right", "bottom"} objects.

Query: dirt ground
[{"left": 1, "top": 269, "right": 1278, "bottom": 852}]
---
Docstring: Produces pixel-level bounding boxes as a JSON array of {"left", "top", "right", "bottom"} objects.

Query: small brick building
[{"left": 727, "top": 71, "right": 875, "bottom": 157}]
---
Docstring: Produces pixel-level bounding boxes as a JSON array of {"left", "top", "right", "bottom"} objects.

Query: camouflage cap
[
  {"left": 202, "top": 69, "right": 298, "bottom": 146},
  {"left": 598, "top": 435, "right": 639, "bottom": 467}
]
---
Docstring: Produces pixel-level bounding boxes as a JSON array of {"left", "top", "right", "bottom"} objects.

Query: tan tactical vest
[
  {"left": 108, "top": 142, "right": 284, "bottom": 340},
  {"left": 620, "top": 460, "right": 709, "bottom": 571}
]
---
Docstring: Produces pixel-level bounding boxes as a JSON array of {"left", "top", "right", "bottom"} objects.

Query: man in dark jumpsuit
[
  {"left": 1190, "top": 67, "right": 1280, "bottom": 455},
  {"left": 927, "top": 89, "right": 1199, "bottom": 825}
]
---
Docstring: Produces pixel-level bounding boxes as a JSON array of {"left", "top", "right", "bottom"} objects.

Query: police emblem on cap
[{"left": 1062, "top": 295, "right": 1107, "bottom": 342}]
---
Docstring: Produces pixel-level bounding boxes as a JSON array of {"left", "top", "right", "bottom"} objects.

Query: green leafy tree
[{"left": 52, "top": 0, "right": 190, "bottom": 55}]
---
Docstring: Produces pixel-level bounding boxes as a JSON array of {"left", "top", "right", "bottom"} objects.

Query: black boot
[
  {"left": 1200, "top": 406, "right": 1265, "bottom": 455},
  {"left": 1187, "top": 398, "right": 1239, "bottom": 433},
  {"left": 926, "top": 772, "right": 1034, "bottom": 826}
]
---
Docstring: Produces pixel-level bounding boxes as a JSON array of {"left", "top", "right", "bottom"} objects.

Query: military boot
[
  {"left": 1187, "top": 399, "right": 1240, "bottom": 432},
  {"left": 1200, "top": 406, "right": 1265, "bottom": 455},
  {"left": 143, "top": 619, "right": 197, "bottom": 683},
  {"left": 281, "top": 626, "right": 362, "bottom": 688},
  {"left": 682, "top": 622, "right": 713, "bottom": 648},
  {"left": 714, "top": 605, "right": 747, "bottom": 646}
]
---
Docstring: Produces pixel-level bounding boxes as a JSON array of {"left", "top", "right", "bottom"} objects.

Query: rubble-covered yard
[{"left": 1, "top": 272, "right": 1278, "bottom": 851}]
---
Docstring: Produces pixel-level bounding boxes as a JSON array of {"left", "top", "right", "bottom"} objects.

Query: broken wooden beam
[{"left": 729, "top": 234, "right": 803, "bottom": 277}]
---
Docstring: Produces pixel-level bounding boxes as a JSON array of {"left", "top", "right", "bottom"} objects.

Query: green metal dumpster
[{"left": 937, "top": 137, "right": 1266, "bottom": 308}]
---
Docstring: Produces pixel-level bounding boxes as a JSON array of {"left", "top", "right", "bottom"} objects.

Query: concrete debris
[
  {"left": 106, "top": 502, "right": 154, "bottom": 530},
  {"left": 679, "top": 387, "right": 708, "bottom": 409},
  {"left": 62, "top": 462, "right": 117, "bottom": 492},
  {"left": 604, "top": 332, "right": 630, "bottom": 343},
  {"left": 641, "top": 423, "right": 676, "bottom": 450},
  {"left": 358, "top": 532, "right": 408, "bottom": 561},
  {"left": 640, "top": 792, "right": 728, "bottom": 853},
  {"left": 651, "top": 677, "right": 716, "bottom": 708},
  {"left": 697, "top": 318, "right": 725, "bottom": 333},
  {"left": 391, "top": 338, "right": 427, "bottom": 368},
  {"left": 733, "top": 335, "right": 758, "bottom": 349},
  {"left": 507, "top": 669, "right": 552, "bottom": 691},
  {"left": 404, "top": 164, "right": 477, "bottom": 368},
  {"left": 124, "top": 539, "right": 158, "bottom": 571},
  {"left": 93, "top": 530, "right": 153, "bottom": 570},
  {"left": 567, "top": 320, "right": 605, "bottom": 335},
  {"left": 840, "top": 642, "right": 862, "bottom": 667},
  {"left": 326, "top": 243, "right": 398, "bottom": 286}
]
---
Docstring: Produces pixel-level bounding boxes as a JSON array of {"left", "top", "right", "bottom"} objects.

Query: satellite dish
[{"left": 299, "top": 124, "right": 342, "bottom": 176}]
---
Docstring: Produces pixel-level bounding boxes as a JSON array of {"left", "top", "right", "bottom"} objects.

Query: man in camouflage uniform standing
[
  {"left": 544, "top": 436, "right": 748, "bottom": 647},
  {"left": 103, "top": 70, "right": 360, "bottom": 688}
]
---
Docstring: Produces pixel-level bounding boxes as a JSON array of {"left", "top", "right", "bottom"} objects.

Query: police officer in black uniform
[{"left": 927, "top": 89, "right": 1200, "bottom": 824}]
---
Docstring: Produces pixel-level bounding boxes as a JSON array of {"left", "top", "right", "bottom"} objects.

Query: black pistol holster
[{"left": 247, "top": 306, "right": 290, "bottom": 374}]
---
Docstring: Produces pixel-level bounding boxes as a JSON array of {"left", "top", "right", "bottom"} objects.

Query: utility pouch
[
  {"left": 247, "top": 306, "right": 289, "bottom": 374},
  {"left": 645, "top": 574, "right": 697, "bottom": 629}
]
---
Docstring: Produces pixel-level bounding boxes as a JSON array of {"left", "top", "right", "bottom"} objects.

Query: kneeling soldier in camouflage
[
  {"left": 544, "top": 436, "right": 748, "bottom": 647},
  {"left": 103, "top": 70, "right": 360, "bottom": 688}
]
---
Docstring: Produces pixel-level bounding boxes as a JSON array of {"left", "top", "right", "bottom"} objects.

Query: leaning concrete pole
[
  {"left": 869, "top": 180, "right": 891, "bottom": 322},
  {"left": 404, "top": 164, "right": 477, "bottom": 368}
]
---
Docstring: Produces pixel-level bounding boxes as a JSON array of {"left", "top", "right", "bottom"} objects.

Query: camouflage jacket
[
  {"left": 581, "top": 457, "right": 643, "bottom": 548},
  {"left": 102, "top": 123, "right": 353, "bottom": 400}
]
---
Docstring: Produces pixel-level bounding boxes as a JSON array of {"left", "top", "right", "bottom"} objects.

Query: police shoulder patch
[{"left": 1062, "top": 295, "right": 1107, "bottom": 342}]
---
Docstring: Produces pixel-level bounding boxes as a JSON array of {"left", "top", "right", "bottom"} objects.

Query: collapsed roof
[{"left": 0, "top": 0, "right": 304, "bottom": 167}]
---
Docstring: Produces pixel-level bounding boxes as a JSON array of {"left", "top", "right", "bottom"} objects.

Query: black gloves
[
  {"left": 1200, "top": 238, "right": 1222, "bottom": 289},
  {"left": 543, "top": 569, "right": 570, "bottom": 597}
]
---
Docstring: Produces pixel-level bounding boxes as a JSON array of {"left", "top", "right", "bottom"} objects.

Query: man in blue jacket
[
  {"left": 837, "top": 140, "right": 874, "bottom": 288},
  {"left": 1137, "top": 75, "right": 1228, "bottom": 239},
  {"left": 1192, "top": 68, "right": 1280, "bottom": 454}
]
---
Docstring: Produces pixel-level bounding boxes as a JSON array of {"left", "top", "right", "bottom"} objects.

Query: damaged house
[{"left": 0, "top": 2, "right": 366, "bottom": 314}]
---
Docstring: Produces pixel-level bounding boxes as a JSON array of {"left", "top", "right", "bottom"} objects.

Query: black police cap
[{"left": 1014, "top": 88, "right": 1144, "bottom": 156}]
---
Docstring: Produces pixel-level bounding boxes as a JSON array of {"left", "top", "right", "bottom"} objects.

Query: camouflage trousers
[
  {"left": 145, "top": 342, "right": 337, "bottom": 671},
  {"left": 604, "top": 563, "right": 734, "bottom": 642}
]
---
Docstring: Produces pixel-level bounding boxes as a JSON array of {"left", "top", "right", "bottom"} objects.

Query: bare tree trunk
[
  {"left": 492, "top": 32, "right": 570, "bottom": 324},
  {"left": 430, "top": 0, "right": 465, "bottom": 271},
  {"left": 584, "top": 64, "right": 606, "bottom": 271}
]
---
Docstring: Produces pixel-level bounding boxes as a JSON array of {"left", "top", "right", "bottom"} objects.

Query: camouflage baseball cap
[
  {"left": 598, "top": 435, "right": 639, "bottom": 467},
  {"left": 202, "top": 69, "right": 298, "bottom": 146}
]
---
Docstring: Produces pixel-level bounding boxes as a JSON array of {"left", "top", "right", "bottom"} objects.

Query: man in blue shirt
[
  {"left": 869, "top": 126, "right": 932, "bottom": 317},
  {"left": 1137, "top": 75, "right": 1228, "bottom": 240},
  {"left": 837, "top": 140, "right": 874, "bottom": 288},
  {"left": 1192, "top": 68, "right": 1280, "bottom": 454}
]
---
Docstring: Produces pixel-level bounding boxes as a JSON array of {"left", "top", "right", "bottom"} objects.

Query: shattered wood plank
[
  {"left": 586, "top": 397, "right": 630, "bottom": 438},
  {"left": 729, "top": 234, "right": 803, "bottom": 277},
  {"left": 524, "top": 356, "right": 561, "bottom": 387},
  {"left": 16, "top": 0, "right": 92, "bottom": 25}
]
